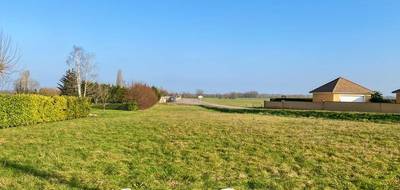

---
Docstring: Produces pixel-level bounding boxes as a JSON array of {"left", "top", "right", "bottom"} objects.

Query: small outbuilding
[
  {"left": 310, "top": 77, "right": 372, "bottom": 103},
  {"left": 393, "top": 89, "right": 400, "bottom": 104}
]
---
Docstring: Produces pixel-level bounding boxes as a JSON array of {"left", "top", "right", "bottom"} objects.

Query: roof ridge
[
  {"left": 331, "top": 77, "right": 342, "bottom": 92},
  {"left": 310, "top": 77, "right": 372, "bottom": 94},
  {"left": 337, "top": 77, "right": 372, "bottom": 93}
]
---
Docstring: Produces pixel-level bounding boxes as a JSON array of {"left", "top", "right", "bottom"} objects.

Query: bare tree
[
  {"left": 81, "top": 53, "right": 96, "bottom": 98},
  {"left": 14, "top": 70, "right": 39, "bottom": 93},
  {"left": 116, "top": 69, "right": 124, "bottom": 87},
  {"left": 67, "top": 46, "right": 83, "bottom": 97},
  {"left": 66, "top": 45, "right": 96, "bottom": 97},
  {"left": 0, "top": 31, "right": 20, "bottom": 88},
  {"left": 98, "top": 84, "right": 109, "bottom": 110},
  {"left": 196, "top": 89, "right": 204, "bottom": 96}
]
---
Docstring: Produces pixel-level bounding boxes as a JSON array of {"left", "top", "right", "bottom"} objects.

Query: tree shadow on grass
[{"left": 0, "top": 158, "right": 98, "bottom": 190}]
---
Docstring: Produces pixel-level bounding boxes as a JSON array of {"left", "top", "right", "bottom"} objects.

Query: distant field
[
  {"left": 0, "top": 105, "right": 399, "bottom": 189},
  {"left": 203, "top": 98, "right": 265, "bottom": 107}
]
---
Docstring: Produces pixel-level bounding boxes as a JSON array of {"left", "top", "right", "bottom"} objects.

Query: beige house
[
  {"left": 310, "top": 77, "right": 372, "bottom": 102},
  {"left": 393, "top": 89, "right": 400, "bottom": 104}
]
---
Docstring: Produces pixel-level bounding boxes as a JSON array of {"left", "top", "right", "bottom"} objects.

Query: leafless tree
[
  {"left": 196, "top": 89, "right": 204, "bottom": 96},
  {"left": 116, "top": 69, "right": 124, "bottom": 87},
  {"left": 81, "top": 53, "right": 96, "bottom": 97},
  {"left": 0, "top": 31, "right": 20, "bottom": 88},
  {"left": 98, "top": 84, "right": 109, "bottom": 110},
  {"left": 67, "top": 46, "right": 83, "bottom": 97},
  {"left": 14, "top": 70, "right": 39, "bottom": 93},
  {"left": 66, "top": 45, "right": 96, "bottom": 97}
]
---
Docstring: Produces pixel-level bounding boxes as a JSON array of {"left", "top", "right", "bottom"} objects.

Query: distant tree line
[
  {"left": 179, "top": 90, "right": 311, "bottom": 99},
  {"left": 57, "top": 68, "right": 167, "bottom": 109}
]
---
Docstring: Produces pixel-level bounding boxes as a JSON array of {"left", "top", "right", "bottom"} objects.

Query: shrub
[
  {"left": 124, "top": 102, "right": 138, "bottom": 111},
  {"left": 124, "top": 83, "right": 158, "bottom": 110},
  {"left": 108, "top": 86, "right": 126, "bottom": 103},
  {"left": 152, "top": 86, "right": 168, "bottom": 101},
  {"left": 92, "top": 102, "right": 138, "bottom": 111},
  {"left": 370, "top": 91, "right": 395, "bottom": 103},
  {"left": 370, "top": 91, "right": 384, "bottom": 103},
  {"left": 0, "top": 94, "right": 90, "bottom": 128}
]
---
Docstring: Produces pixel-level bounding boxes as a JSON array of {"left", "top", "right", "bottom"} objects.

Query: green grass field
[
  {"left": 203, "top": 98, "right": 265, "bottom": 108},
  {"left": 0, "top": 105, "right": 399, "bottom": 189}
]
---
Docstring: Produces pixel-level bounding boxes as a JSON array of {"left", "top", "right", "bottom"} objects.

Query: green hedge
[
  {"left": 200, "top": 105, "right": 400, "bottom": 123},
  {"left": 0, "top": 94, "right": 90, "bottom": 128},
  {"left": 92, "top": 102, "right": 138, "bottom": 111},
  {"left": 270, "top": 98, "right": 313, "bottom": 102}
]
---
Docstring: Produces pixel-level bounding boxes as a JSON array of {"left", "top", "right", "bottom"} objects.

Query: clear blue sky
[{"left": 1, "top": 0, "right": 399, "bottom": 95}]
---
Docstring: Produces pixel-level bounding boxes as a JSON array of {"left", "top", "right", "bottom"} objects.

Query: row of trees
[
  {"left": 182, "top": 90, "right": 264, "bottom": 99},
  {"left": 57, "top": 68, "right": 166, "bottom": 109},
  {"left": 0, "top": 31, "right": 166, "bottom": 110}
]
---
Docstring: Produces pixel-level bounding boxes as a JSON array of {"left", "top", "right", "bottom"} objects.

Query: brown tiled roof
[
  {"left": 393, "top": 89, "right": 400, "bottom": 93},
  {"left": 310, "top": 77, "right": 372, "bottom": 94}
]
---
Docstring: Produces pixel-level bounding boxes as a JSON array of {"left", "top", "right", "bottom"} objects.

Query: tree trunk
[
  {"left": 83, "top": 81, "right": 87, "bottom": 97},
  {"left": 76, "top": 70, "right": 81, "bottom": 97}
]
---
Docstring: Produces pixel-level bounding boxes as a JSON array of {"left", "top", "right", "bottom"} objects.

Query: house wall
[
  {"left": 312, "top": 93, "right": 334, "bottom": 102},
  {"left": 333, "top": 94, "right": 341, "bottom": 101},
  {"left": 313, "top": 93, "right": 371, "bottom": 102},
  {"left": 397, "top": 93, "right": 400, "bottom": 104},
  {"left": 264, "top": 101, "right": 400, "bottom": 113}
]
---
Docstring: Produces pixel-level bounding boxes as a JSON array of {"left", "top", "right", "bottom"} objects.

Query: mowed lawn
[
  {"left": 0, "top": 105, "right": 399, "bottom": 189},
  {"left": 203, "top": 98, "right": 265, "bottom": 108}
]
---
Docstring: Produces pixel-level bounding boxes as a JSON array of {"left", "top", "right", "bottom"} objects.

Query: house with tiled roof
[{"left": 310, "top": 77, "right": 372, "bottom": 102}]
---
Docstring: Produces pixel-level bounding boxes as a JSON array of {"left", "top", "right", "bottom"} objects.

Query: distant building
[
  {"left": 159, "top": 95, "right": 182, "bottom": 103},
  {"left": 310, "top": 77, "right": 372, "bottom": 102},
  {"left": 393, "top": 89, "right": 400, "bottom": 104},
  {"left": 159, "top": 96, "right": 169, "bottom": 103}
]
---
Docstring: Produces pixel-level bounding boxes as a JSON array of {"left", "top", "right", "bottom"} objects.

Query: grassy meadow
[
  {"left": 203, "top": 98, "right": 265, "bottom": 108},
  {"left": 0, "top": 105, "right": 399, "bottom": 189}
]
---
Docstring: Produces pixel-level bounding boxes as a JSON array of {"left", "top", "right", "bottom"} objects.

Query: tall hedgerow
[{"left": 0, "top": 94, "right": 90, "bottom": 128}]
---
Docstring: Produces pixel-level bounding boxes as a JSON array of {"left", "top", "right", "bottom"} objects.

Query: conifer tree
[{"left": 58, "top": 69, "right": 78, "bottom": 96}]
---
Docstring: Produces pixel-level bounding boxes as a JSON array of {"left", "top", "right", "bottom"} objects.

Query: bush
[
  {"left": 108, "top": 86, "right": 126, "bottom": 103},
  {"left": 370, "top": 91, "right": 395, "bottom": 103},
  {"left": 370, "top": 91, "right": 384, "bottom": 103},
  {"left": 92, "top": 102, "right": 138, "bottom": 111},
  {"left": 124, "top": 83, "right": 158, "bottom": 110},
  {"left": 0, "top": 94, "right": 90, "bottom": 128},
  {"left": 125, "top": 102, "right": 138, "bottom": 111}
]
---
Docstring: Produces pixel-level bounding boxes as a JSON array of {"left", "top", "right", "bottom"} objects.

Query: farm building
[
  {"left": 393, "top": 89, "right": 400, "bottom": 104},
  {"left": 310, "top": 77, "right": 372, "bottom": 103}
]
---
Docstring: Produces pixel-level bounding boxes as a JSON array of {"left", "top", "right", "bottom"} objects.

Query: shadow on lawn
[{"left": 0, "top": 158, "right": 98, "bottom": 190}]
